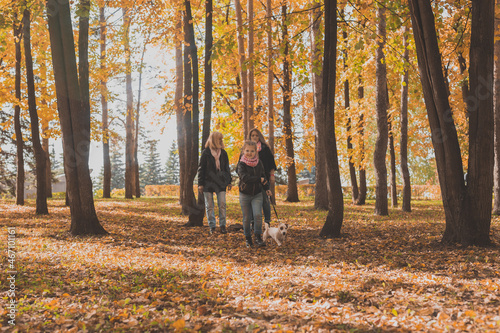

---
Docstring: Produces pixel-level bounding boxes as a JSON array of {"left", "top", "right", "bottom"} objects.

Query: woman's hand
[
  {"left": 266, "top": 190, "right": 272, "bottom": 196},
  {"left": 198, "top": 185, "right": 204, "bottom": 192}
]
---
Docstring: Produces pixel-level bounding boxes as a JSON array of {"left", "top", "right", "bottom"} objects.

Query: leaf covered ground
[{"left": 1, "top": 195, "right": 500, "bottom": 332}]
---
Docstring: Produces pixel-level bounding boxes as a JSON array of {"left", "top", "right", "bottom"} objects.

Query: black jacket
[
  {"left": 258, "top": 143, "right": 277, "bottom": 180},
  {"left": 237, "top": 160, "right": 269, "bottom": 196},
  {"left": 198, "top": 148, "right": 232, "bottom": 193}
]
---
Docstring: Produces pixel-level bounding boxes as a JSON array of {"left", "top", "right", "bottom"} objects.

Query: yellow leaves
[
  {"left": 172, "top": 319, "right": 185, "bottom": 330},
  {"left": 465, "top": 310, "right": 477, "bottom": 318}
]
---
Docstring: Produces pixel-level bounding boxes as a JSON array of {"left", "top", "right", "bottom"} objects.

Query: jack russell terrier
[{"left": 262, "top": 222, "right": 288, "bottom": 246}]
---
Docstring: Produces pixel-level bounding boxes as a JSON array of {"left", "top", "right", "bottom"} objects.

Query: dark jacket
[
  {"left": 237, "top": 160, "right": 269, "bottom": 196},
  {"left": 258, "top": 143, "right": 277, "bottom": 180},
  {"left": 198, "top": 148, "right": 232, "bottom": 193}
]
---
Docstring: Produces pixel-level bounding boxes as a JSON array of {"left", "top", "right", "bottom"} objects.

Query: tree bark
[
  {"left": 14, "top": 15, "right": 24, "bottom": 206},
  {"left": 247, "top": 0, "right": 255, "bottom": 131},
  {"left": 409, "top": 0, "right": 493, "bottom": 246},
  {"left": 45, "top": 0, "right": 107, "bottom": 235},
  {"left": 202, "top": 0, "right": 213, "bottom": 148},
  {"left": 234, "top": 0, "right": 249, "bottom": 137},
  {"left": 100, "top": 5, "right": 111, "bottom": 198},
  {"left": 388, "top": 119, "right": 398, "bottom": 208},
  {"left": 310, "top": 0, "right": 328, "bottom": 210},
  {"left": 174, "top": 9, "right": 186, "bottom": 208},
  {"left": 122, "top": 8, "right": 135, "bottom": 199},
  {"left": 374, "top": 5, "right": 389, "bottom": 216},
  {"left": 282, "top": 4, "right": 299, "bottom": 203},
  {"left": 493, "top": 0, "right": 500, "bottom": 214},
  {"left": 319, "top": 0, "right": 343, "bottom": 238},
  {"left": 357, "top": 84, "right": 367, "bottom": 205},
  {"left": 24, "top": 8, "right": 48, "bottom": 215},
  {"left": 343, "top": 29, "right": 359, "bottom": 204},
  {"left": 400, "top": 27, "right": 411, "bottom": 212},
  {"left": 267, "top": 0, "right": 276, "bottom": 202}
]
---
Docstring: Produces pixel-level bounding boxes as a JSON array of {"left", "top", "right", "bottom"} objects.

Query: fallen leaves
[{"left": 0, "top": 197, "right": 499, "bottom": 332}]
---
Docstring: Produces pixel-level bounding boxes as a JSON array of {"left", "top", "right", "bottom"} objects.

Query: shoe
[
  {"left": 209, "top": 227, "right": 216, "bottom": 235},
  {"left": 220, "top": 226, "right": 227, "bottom": 234},
  {"left": 245, "top": 236, "right": 253, "bottom": 248},
  {"left": 255, "top": 234, "right": 266, "bottom": 247}
]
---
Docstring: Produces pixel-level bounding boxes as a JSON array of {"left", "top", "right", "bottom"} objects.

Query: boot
[
  {"left": 220, "top": 226, "right": 227, "bottom": 234},
  {"left": 255, "top": 234, "right": 266, "bottom": 247},
  {"left": 245, "top": 236, "right": 253, "bottom": 248}
]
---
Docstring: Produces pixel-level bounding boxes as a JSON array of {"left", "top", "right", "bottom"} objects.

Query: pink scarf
[
  {"left": 257, "top": 141, "right": 262, "bottom": 152},
  {"left": 241, "top": 154, "right": 259, "bottom": 167},
  {"left": 210, "top": 148, "right": 221, "bottom": 170}
]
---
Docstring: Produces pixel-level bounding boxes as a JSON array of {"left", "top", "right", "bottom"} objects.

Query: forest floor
[{"left": 0, "top": 194, "right": 499, "bottom": 332}]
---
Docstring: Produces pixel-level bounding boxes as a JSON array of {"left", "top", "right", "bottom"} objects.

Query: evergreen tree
[
  {"left": 165, "top": 141, "right": 180, "bottom": 185},
  {"left": 140, "top": 139, "right": 163, "bottom": 187}
]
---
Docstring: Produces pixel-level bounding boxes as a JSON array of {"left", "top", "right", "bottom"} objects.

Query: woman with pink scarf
[{"left": 198, "top": 132, "right": 232, "bottom": 235}]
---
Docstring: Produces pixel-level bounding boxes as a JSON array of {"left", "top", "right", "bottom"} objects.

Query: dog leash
[{"left": 267, "top": 195, "right": 281, "bottom": 223}]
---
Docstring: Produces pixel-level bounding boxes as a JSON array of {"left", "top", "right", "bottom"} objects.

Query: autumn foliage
[{"left": 1, "top": 197, "right": 499, "bottom": 332}]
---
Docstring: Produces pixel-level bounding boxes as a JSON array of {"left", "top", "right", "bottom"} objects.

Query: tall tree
[
  {"left": 100, "top": 5, "right": 111, "bottom": 198},
  {"left": 357, "top": 82, "right": 367, "bottom": 205},
  {"left": 14, "top": 12, "right": 24, "bottom": 206},
  {"left": 202, "top": 0, "right": 213, "bottom": 148},
  {"left": 165, "top": 141, "right": 180, "bottom": 185},
  {"left": 267, "top": 0, "right": 276, "bottom": 202},
  {"left": 122, "top": 7, "right": 135, "bottom": 199},
  {"left": 174, "top": 8, "right": 186, "bottom": 208},
  {"left": 400, "top": 26, "right": 411, "bottom": 212},
  {"left": 110, "top": 147, "right": 125, "bottom": 191},
  {"left": 247, "top": 0, "right": 255, "bottom": 131},
  {"left": 45, "top": 0, "right": 107, "bottom": 235},
  {"left": 282, "top": 4, "right": 299, "bottom": 203},
  {"left": 494, "top": 0, "right": 500, "bottom": 215},
  {"left": 140, "top": 139, "right": 163, "bottom": 186},
  {"left": 319, "top": 0, "right": 343, "bottom": 238},
  {"left": 388, "top": 118, "right": 397, "bottom": 208},
  {"left": 310, "top": 0, "right": 328, "bottom": 210},
  {"left": 373, "top": 5, "right": 389, "bottom": 216},
  {"left": 234, "top": 0, "right": 249, "bottom": 137},
  {"left": 409, "top": 0, "right": 494, "bottom": 245},
  {"left": 24, "top": 6, "right": 48, "bottom": 215}
]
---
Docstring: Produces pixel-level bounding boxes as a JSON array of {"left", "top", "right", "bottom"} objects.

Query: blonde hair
[
  {"left": 205, "top": 131, "right": 224, "bottom": 149},
  {"left": 248, "top": 128, "right": 268, "bottom": 147},
  {"left": 242, "top": 140, "right": 257, "bottom": 151}
]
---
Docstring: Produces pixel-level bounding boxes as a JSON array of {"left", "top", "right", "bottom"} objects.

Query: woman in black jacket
[
  {"left": 198, "top": 131, "right": 232, "bottom": 234},
  {"left": 248, "top": 128, "right": 277, "bottom": 226}
]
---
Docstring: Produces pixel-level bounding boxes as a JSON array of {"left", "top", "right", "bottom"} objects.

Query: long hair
[
  {"left": 205, "top": 131, "right": 224, "bottom": 149},
  {"left": 248, "top": 128, "right": 268, "bottom": 147}
]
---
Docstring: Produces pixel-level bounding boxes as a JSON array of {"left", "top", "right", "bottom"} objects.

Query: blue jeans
[
  {"left": 204, "top": 191, "right": 226, "bottom": 228},
  {"left": 250, "top": 191, "right": 271, "bottom": 224},
  {"left": 239, "top": 192, "right": 263, "bottom": 237}
]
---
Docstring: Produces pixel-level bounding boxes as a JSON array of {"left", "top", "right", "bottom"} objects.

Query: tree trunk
[
  {"left": 134, "top": 32, "right": 150, "bottom": 199},
  {"left": 182, "top": 0, "right": 202, "bottom": 223},
  {"left": 400, "top": 27, "right": 411, "bottom": 212},
  {"left": 463, "top": 0, "right": 494, "bottom": 245},
  {"left": 493, "top": 0, "right": 500, "bottom": 215},
  {"left": 319, "top": 0, "right": 343, "bottom": 238},
  {"left": 357, "top": 84, "right": 367, "bottom": 205},
  {"left": 42, "top": 122, "right": 52, "bottom": 198},
  {"left": 267, "top": 0, "right": 276, "bottom": 202},
  {"left": 14, "top": 16, "right": 24, "bottom": 206},
  {"left": 388, "top": 119, "right": 398, "bottom": 208},
  {"left": 409, "top": 0, "right": 493, "bottom": 246},
  {"left": 100, "top": 5, "right": 111, "bottom": 198},
  {"left": 247, "top": 0, "right": 255, "bottom": 131},
  {"left": 282, "top": 4, "right": 299, "bottom": 203},
  {"left": 45, "top": 0, "right": 107, "bottom": 235},
  {"left": 175, "top": 9, "right": 186, "bottom": 209},
  {"left": 310, "top": 2, "right": 328, "bottom": 210},
  {"left": 122, "top": 8, "right": 134, "bottom": 199},
  {"left": 374, "top": 5, "right": 389, "bottom": 216},
  {"left": 310, "top": 0, "right": 328, "bottom": 210},
  {"left": 343, "top": 29, "right": 359, "bottom": 204},
  {"left": 202, "top": 0, "right": 213, "bottom": 148},
  {"left": 24, "top": 8, "right": 48, "bottom": 215},
  {"left": 234, "top": 0, "right": 249, "bottom": 137}
]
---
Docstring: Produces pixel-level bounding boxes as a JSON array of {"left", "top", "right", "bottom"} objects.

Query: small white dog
[{"left": 262, "top": 222, "right": 288, "bottom": 246}]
